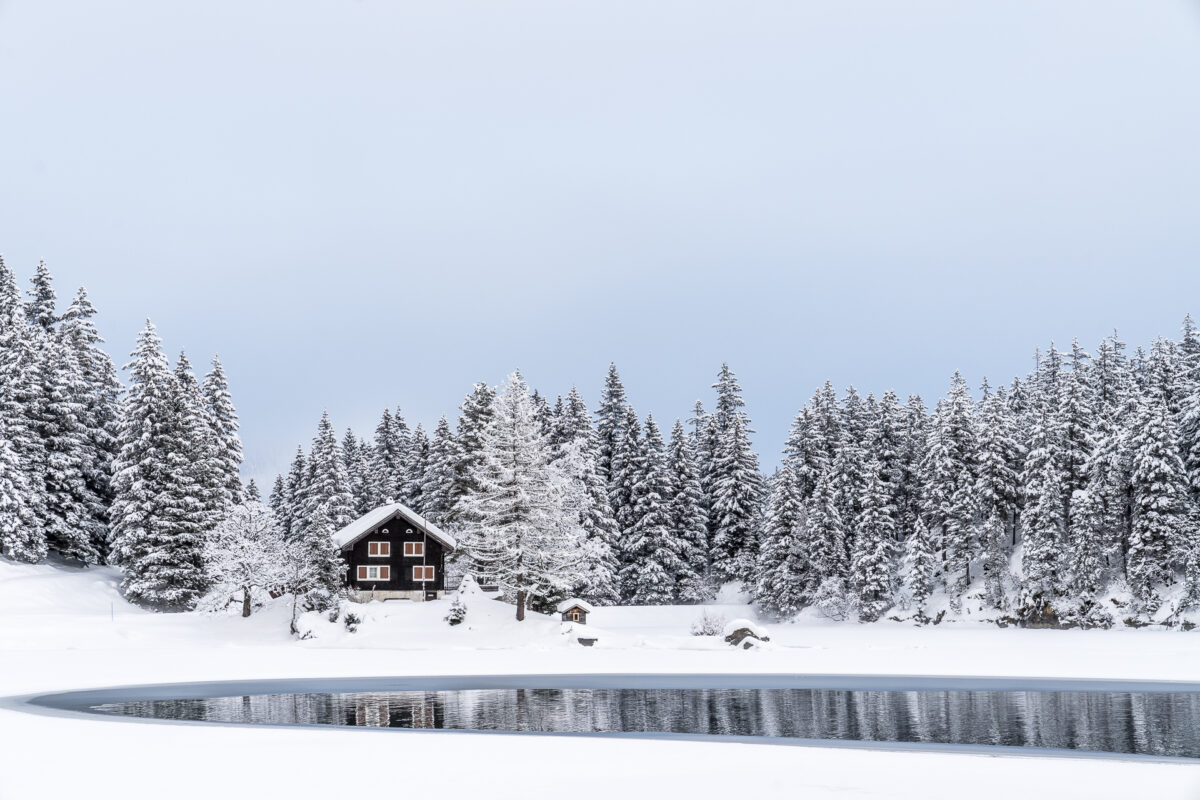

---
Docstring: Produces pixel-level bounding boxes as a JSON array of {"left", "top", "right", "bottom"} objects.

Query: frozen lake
[{"left": 37, "top": 676, "right": 1200, "bottom": 759}]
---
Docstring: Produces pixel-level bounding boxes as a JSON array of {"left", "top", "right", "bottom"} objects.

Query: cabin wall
[{"left": 341, "top": 516, "right": 448, "bottom": 599}]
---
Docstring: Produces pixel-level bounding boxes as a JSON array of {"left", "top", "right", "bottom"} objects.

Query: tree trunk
[
  {"left": 516, "top": 589, "right": 526, "bottom": 622},
  {"left": 242, "top": 587, "right": 252, "bottom": 618}
]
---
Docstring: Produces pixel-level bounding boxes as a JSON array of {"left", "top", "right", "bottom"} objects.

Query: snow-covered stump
[{"left": 723, "top": 618, "right": 769, "bottom": 649}]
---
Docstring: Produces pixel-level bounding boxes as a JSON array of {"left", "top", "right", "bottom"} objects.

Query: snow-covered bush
[
  {"left": 814, "top": 577, "right": 852, "bottom": 621},
  {"left": 690, "top": 608, "right": 727, "bottom": 636},
  {"left": 342, "top": 611, "right": 362, "bottom": 633},
  {"left": 445, "top": 597, "right": 467, "bottom": 626},
  {"left": 1057, "top": 599, "right": 1114, "bottom": 630}
]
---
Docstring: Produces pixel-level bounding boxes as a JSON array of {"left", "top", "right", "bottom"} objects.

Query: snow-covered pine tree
[
  {"left": 448, "top": 382, "right": 495, "bottom": 522},
  {"left": 709, "top": 412, "right": 763, "bottom": 584},
  {"left": 707, "top": 364, "right": 763, "bottom": 584},
  {"left": 1061, "top": 340, "right": 1095, "bottom": 525},
  {"left": 919, "top": 373, "right": 978, "bottom": 597},
  {"left": 1067, "top": 487, "right": 1106, "bottom": 601},
  {"left": 292, "top": 501, "right": 346, "bottom": 613},
  {"left": 620, "top": 414, "right": 680, "bottom": 604},
  {"left": 595, "top": 363, "right": 629, "bottom": 498},
  {"left": 109, "top": 322, "right": 209, "bottom": 608},
  {"left": 341, "top": 429, "right": 371, "bottom": 515},
  {"left": 666, "top": 418, "right": 710, "bottom": 602},
  {"left": 0, "top": 257, "right": 47, "bottom": 562},
  {"left": 244, "top": 478, "right": 261, "bottom": 503},
  {"left": 979, "top": 512, "right": 1009, "bottom": 610},
  {"left": 974, "top": 385, "right": 1023, "bottom": 543},
  {"left": 366, "top": 408, "right": 406, "bottom": 508},
  {"left": 403, "top": 423, "right": 430, "bottom": 512},
  {"left": 301, "top": 411, "right": 356, "bottom": 531},
  {"left": 903, "top": 517, "right": 936, "bottom": 622},
  {"left": 896, "top": 394, "right": 929, "bottom": 539},
  {"left": 608, "top": 404, "right": 644, "bottom": 561},
  {"left": 1018, "top": 408, "right": 1066, "bottom": 615},
  {"left": 0, "top": 417, "right": 40, "bottom": 562},
  {"left": 24, "top": 260, "right": 58, "bottom": 330},
  {"left": 420, "top": 416, "right": 458, "bottom": 524},
  {"left": 59, "top": 287, "right": 121, "bottom": 558},
  {"left": 459, "top": 372, "right": 582, "bottom": 620},
  {"left": 754, "top": 462, "right": 807, "bottom": 618},
  {"left": 201, "top": 356, "right": 244, "bottom": 509},
  {"left": 20, "top": 268, "right": 103, "bottom": 564},
  {"left": 1127, "top": 386, "right": 1189, "bottom": 610},
  {"left": 806, "top": 468, "right": 847, "bottom": 589},
  {"left": 201, "top": 501, "right": 287, "bottom": 617},
  {"left": 851, "top": 458, "right": 896, "bottom": 621},
  {"left": 174, "top": 351, "right": 224, "bottom": 535},
  {"left": 279, "top": 446, "right": 308, "bottom": 539},
  {"left": 553, "top": 388, "right": 620, "bottom": 605}
]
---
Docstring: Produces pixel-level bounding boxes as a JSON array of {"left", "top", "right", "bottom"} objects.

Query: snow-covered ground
[{"left": 3, "top": 559, "right": 1200, "bottom": 799}]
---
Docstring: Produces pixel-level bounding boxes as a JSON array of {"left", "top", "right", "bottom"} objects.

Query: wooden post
[{"left": 516, "top": 589, "right": 526, "bottom": 621}]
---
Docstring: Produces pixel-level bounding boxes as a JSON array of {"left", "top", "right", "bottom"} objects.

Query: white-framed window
[
  {"left": 357, "top": 565, "right": 390, "bottom": 581},
  {"left": 367, "top": 541, "right": 390, "bottom": 557},
  {"left": 404, "top": 541, "right": 425, "bottom": 557},
  {"left": 413, "top": 565, "right": 435, "bottom": 582},
  {"left": 569, "top": 610, "right": 581, "bottom": 622}
]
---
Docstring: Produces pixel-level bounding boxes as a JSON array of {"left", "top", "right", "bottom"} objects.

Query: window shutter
[
  {"left": 358, "top": 566, "right": 368, "bottom": 580},
  {"left": 380, "top": 566, "right": 390, "bottom": 580},
  {"left": 381, "top": 542, "right": 390, "bottom": 556},
  {"left": 369, "top": 542, "right": 378, "bottom": 556}
]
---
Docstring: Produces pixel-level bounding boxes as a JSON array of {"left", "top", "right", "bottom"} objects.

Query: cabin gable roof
[{"left": 332, "top": 502, "right": 457, "bottom": 552}]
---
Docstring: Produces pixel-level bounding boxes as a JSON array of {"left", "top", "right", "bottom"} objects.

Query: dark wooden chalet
[{"left": 332, "top": 502, "right": 458, "bottom": 601}]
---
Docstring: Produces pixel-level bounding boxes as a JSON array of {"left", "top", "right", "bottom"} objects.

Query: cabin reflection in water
[{"left": 91, "top": 688, "right": 1200, "bottom": 758}]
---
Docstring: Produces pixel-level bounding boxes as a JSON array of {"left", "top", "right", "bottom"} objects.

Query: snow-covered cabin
[
  {"left": 333, "top": 502, "right": 457, "bottom": 602},
  {"left": 557, "top": 598, "right": 594, "bottom": 624}
]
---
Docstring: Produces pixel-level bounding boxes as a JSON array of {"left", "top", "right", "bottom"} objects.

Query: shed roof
[
  {"left": 556, "top": 598, "right": 595, "bottom": 614},
  {"left": 332, "top": 503, "right": 457, "bottom": 552}
]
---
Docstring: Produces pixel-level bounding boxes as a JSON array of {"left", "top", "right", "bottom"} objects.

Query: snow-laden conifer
[
  {"left": 109, "top": 322, "right": 209, "bottom": 608},
  {"left": 201, "top": 356, "right": 244, "bottom": 508},
  {"left": 666, "top": 418, "right": 710, "bottom": 602},
  {"left": 754, "top": 463, "right": 807, "bottom": 618},
  {"left": 459, "top": 372, "right": 583, "bottom": 620},
  {"left": 850, "top": 458, "right": 895, "bottom": 621},
  {"left": 620, "top": 414, "right": 680, "bottom": 604}
]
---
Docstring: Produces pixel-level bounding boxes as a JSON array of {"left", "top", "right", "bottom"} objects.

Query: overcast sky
[{"left": 2, "top": 0, "right": 1199, "bottom": 487}]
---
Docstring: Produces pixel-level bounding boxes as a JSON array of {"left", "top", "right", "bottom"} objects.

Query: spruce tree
[
  {"left": 421, "top": 416, "right": 459, "bottom": 524},
  {"left": 903, "top": 517, "right": 936, "bottom": 622},
  {"left": 302, "top": 411, "right": 356, "bottom": 531},
  {"left": 448, "top": 382, "right": 495, "bottom": 521},
  {"left": 341, "top": 429, "right": 371, "bottom": 515},
  {"left": 754, "top": 463, "right": 807, "bottom": 617},
  {"left": 201, "top": 356, "right": 244, "bottom": 508},
  {"left": 109, "top": 322, "right": 209, "bottom": 608},
  {"left": 1127, "top": 388, "right": 1189, "bottom": 609},
  {"left": 554, "top": 388, "right": 620, "bottom": 605},
  {"left": 806, "top": 468, "right": 847, "bottom": 588},
  {"left": 367, "top": 408, "right": 406, "bottom": 507},
  {"left": 595, "top": 363, "right": 629, "bottom": 498},
  {"left": 620, "top": 414, "right": 680, "bottom": 604},
  {"left": 404, "top": 423, "right": 430, "bottom": 512},
  {"left": 279, "top": 446, "right": 308, "bottom": 539},
  {"left": 851, "top": 458, "right": 896, "bottom": 621},
  {"left": 919, "top": 373, "right": 977, "bottom": 596},
  {"left": 244, "top": 478, "right": 261, "bottom": 504},
  {"left": 609, "top": 404, "right": 644, "bottom": 555},
  {"left": 59, "top": 287, "right": 121, "bottom": 557},
  {"left": 459, "top": 372, "right": 582, "bottom": 620},
  {"left": 709, "top": 412, "right": 763, "bottom": 584},
  {"left": 0, "top": 422, "right": 41, "bottom": 562},
  {"left": 666, "top": 418, "right": 710, "bottom": 602}
]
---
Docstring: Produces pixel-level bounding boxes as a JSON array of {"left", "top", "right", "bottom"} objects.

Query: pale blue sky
[{"left": 2, "top": 1, "right": 1199, "bottom": 487}]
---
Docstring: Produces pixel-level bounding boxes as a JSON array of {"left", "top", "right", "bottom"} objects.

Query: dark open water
[{"left": 91, "top": 687, "right": 1200, "bottom": 757}]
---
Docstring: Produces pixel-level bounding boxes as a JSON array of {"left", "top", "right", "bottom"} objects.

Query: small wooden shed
[{"left": 557, "top": 598, "right": 594, "bottom": 625}]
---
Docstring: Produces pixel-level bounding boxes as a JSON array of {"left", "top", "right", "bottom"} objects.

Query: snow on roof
[
  {"left": 722, "top": 618, "right": 768, "bottom": 638},
  {"left": 557, "top": 598, "right": 595, "bottom": 614},
  {"left": 332, "top": 503, "right": 457, "bottom": 552}
]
